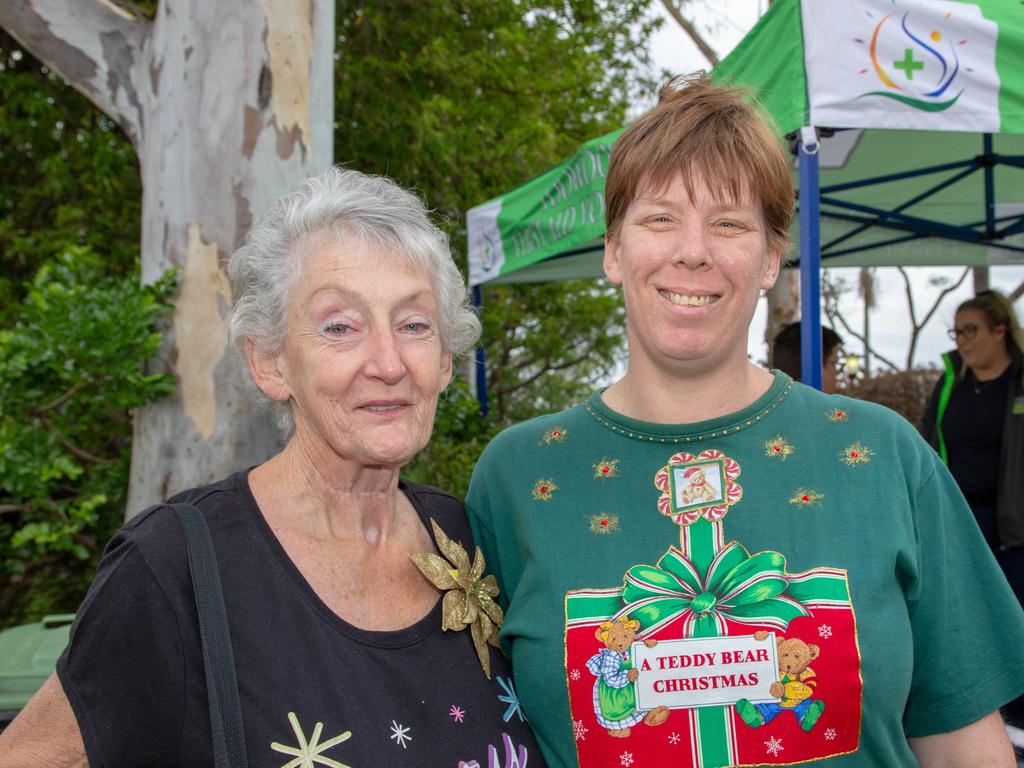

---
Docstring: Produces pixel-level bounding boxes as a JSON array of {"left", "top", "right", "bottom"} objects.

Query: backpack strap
[{"left": 171, "top": 502, "right": 248, "bottom": 768}]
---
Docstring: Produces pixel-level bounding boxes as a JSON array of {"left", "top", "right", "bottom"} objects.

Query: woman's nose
[
  {"left": 673, "top": 226, "right": 712, "bottom": 270},
  {"left": 364, "top": 329, "right": 406, "bottom": 382}
]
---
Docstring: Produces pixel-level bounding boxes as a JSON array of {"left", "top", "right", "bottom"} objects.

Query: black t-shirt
[
  {"left": 57, "top": 471, "right": 545, "bottom": 767},
  {"left": 944, "top": 367, "right": 1011, "bottom": 498}
]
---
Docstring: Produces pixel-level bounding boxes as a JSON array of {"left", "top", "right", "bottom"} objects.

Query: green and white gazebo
[{"left": 467, "top": 0, "right": 1024, "bottom": 396}]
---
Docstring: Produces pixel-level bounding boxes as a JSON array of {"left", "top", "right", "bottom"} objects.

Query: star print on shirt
[
  {"left": 389, "top": 721, "right": 411, "bottom": 749},
  {"left": 270, "top": 711, "right": 352, "bottom": 768}
]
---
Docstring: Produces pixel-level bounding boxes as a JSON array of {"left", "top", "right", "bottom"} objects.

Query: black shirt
[
  {"left": 57, "top": 471, "right": 544, "bottom": 767},
  {"left": 943, "top": 367, "right": 1011, "bottom": 499}
]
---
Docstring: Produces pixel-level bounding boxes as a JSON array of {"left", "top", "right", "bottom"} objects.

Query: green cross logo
[{"left": 893, "top": 48, "right": 924, "bottom": 80}]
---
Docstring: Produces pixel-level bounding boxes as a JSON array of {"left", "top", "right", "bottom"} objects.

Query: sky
[{"left": 644, "top": 0, "right": 1024, "bottom": 373}]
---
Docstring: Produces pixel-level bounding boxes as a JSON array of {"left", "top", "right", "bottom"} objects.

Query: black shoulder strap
[{"left": 171, "top": 502, "right": 248, "bottom": 768}]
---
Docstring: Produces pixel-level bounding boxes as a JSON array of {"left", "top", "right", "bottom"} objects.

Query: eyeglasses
[{"left": 948, "top": 324, "right": 981, "bottom": 341}]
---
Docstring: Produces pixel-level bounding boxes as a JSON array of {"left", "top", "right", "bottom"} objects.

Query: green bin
[{"left": 0, "top": 614, "right": 73, "bottom": 728}]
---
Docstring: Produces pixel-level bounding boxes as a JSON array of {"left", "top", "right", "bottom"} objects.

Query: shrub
[
  {"left": 840, "top": 368, "right": 940, "bottom": 429},
  {"left": 0, "top": 249, "right": 174, "bottom": 627}
]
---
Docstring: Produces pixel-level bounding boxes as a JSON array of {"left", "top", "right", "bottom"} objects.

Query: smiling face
[
  {"left": 249, "top": 237, "right": 452, "bottom": 470},
  {"left": 604, "top": 173, "right": 781, "bottom": 380},
  {"left": 954, "top": 308, "right": 1008, "bottom": 373}
]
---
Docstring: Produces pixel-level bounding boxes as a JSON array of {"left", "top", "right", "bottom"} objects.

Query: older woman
[
  {"left": 466, "top": 77, "right": 1024, "bottom": 768},
  {"left": 2, "top": 168, "right": 543, "bottom": 767}
]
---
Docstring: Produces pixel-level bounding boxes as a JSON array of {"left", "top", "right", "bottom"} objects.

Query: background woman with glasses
[
  {"left": 922, "top": 290, "right": 1024, "bottom": 733},
  {"left": 922, "top": 291, "right": 1024, "bottom": 586},
  {"left": 924, "top": 304, "right": 1024, "bottom": 567}
]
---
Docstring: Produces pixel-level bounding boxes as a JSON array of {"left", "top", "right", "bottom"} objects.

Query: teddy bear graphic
[
  {"left": 735, "top": 631, "right": 826, "bottom": 732},
  {"left": 679, "top": 466, "right": 718, "bottom": 506},
  {"left": 585, "top": 616, "right": 670, "bottom": 738}
]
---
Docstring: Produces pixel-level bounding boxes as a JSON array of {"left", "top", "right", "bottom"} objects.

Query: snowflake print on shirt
[
  {"left": 765, "top": 436, "right": 794, "bottom": 460},
  {"left": 668, "top": 732, "right": 680, "bottom": 745},
  {"left": 496, "top": 676, "right": 525, "bottom": 722},
  {"left": 570, "top": 668, "right": 581, "bottom": 681},
  {"left": 841, "top": 442, "right": 872, "bottom": 466},
  {"left": 449, "top": 705, "right": 465, "bottom": 723},
  {"left": 270, "top": 711, "right": 352, "bottom": 768},
  {"left": 825, "top": 728, "right": 838, "bottom": 741},
  {"left": 789, "top": 488, "right": 825, "bottom": 507},
  {"left": 620, "top": 750, "right": 635, "bottom": 766},
  {"left": 389, "top": 721, "right": 411, "bottom": 748},
  {"left": 541, "top": 427, "right": 568, "bottom": 445},
  {"left": 765, "top": 736, "right": 784, "bottom": 757},
  {"left": 574, "top": 719, "right": 589, "bottom": 741},
  {"left": 531, "top": 478, "right": 558, "bottom": 501},
  {"left": 819, "top": 624, "right": 833, "bottom": 639}
]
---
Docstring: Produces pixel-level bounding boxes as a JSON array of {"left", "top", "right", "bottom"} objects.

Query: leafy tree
[
  {"left": 0, "top": 251, "right": 175, "bottom": 625},
  {"left": 334, "top": 0, "right": 655, "bottom": 427},
  {"left": 0, "top": 1, "right": 658, "bottom": 622},
  {"left": 0, "top": 31, "right": 142, "bottom": 312}
]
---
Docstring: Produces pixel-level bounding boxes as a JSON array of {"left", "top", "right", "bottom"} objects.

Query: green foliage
[
  {"left": 335, "top": 0, "right": 652, "bottom": 426},
  {"left": 0, "top": 1, "right": 657, "bottom": 621},
  {"left": 404, "top": 378, "right": 499, "bottom": 498},
  {"left": 0, "top": 31, "right": 142, "bottom": 313},
  {"left": 0, "top": 250, "right": 175, "bottom": 626}
]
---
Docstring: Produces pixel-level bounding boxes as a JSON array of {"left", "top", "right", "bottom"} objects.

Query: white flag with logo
[{"left": 802, "top": 0, "right": 1000, "bottom": 131}]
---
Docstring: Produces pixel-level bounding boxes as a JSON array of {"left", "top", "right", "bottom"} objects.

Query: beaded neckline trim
[{"left": 583, "top": 381, "right": 794, "bottom": 444}]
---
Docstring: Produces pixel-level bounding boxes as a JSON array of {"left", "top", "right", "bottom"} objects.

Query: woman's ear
[
  {"left": 245, "top": 338, "right": 291, "bottom": 402},
  {"left": 440, "top": 350, "right": 454, "bottom": 390},
  {"left": 760, "top": 246, "right": 782, "bottom": 291},
  {"left": 603, "top": 234, "right": 624, "bottom": 285}
]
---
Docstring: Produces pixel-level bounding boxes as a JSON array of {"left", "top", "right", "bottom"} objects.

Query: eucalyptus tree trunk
[{"left": 0, "top": 0, "right": 335, "bottom": 516}]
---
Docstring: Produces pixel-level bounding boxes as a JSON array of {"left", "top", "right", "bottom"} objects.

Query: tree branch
[
  {"left": 35, "top": 381, "right": 85, "bottom": 414},
  {"left": 901, "top": 266, "right": 969, "bottom": 368},
  {"left": 916, "top": 267, "right": 970, "bottom": 334},
  {"left": 660, "top": 0, "right": 719, "bottom": 66},
  {"left": 0, "top": 503, "right": 31, "bottom": 515},
  {"left": 38, "top": 415, "right": 117, "bottom": 466},
  {"left": 1009, "top": 280, "right": 1024, "bottom": 303},
  {"left": 0, "top": 0, "right": 149, "bottom": 148},
  {"left": 897, "top": 267, "right": 918, "bottom": 329},
  {"left": 827, "top": 306, "right": 901, "bottom": 371}
]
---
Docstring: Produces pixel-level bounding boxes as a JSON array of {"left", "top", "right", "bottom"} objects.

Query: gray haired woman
[{"left": 2, "top": 168, "right": 544, "bottom": 767}]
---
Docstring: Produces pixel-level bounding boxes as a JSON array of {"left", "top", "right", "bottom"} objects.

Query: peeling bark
[
  {"left": 255, "top": 0, "right": 313, "bottom": 152},
  {"left": 0, "top": 1, "right": 147, "bottom": 147},
  {"left": 173, "top": 221, "right": 231, "bottom": 440},
  {"left": 1, "top": 0, "right": 336, "bottom": 516}
]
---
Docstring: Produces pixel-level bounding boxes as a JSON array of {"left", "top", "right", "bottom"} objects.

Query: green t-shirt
[{"left": 466, "top": 374, "right": 1024, "bottom": 768}]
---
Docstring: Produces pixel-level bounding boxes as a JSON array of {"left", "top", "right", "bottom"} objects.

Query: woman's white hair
[{"left": 228, "top": 167, "right": 480, "bottom": 431}]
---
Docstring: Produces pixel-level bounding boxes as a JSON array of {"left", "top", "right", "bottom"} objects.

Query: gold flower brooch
[{"left": 411, "top": 519, "right": 505, "bottom": 678}]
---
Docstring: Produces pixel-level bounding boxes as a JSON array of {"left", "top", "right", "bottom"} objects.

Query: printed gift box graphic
[{"left": 565, "top": 451, "right": 862, "bottom": 767}]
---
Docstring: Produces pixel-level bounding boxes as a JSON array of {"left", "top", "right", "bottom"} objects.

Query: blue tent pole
[
  {"left": 472, "top": 285, "right": 489, "bottom": 416},
  {"left": 798, "top": 127, "right": 823, "bottom": 390}
]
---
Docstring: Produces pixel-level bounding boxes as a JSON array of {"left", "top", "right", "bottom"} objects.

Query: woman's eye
[
  {"left": 321, "top": 321, "right": 353, "bottom": 336},
  {"left": 401, "top": 321, "right": 431, "bottom": 333},
  {"left": 715, "top": 220, "right": 747, "bottom": 232}
]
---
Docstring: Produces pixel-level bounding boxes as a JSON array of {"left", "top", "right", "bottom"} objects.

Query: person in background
[
  {"left": 466, "top": 75, "right": 1023, "bottom": 768},
  {"left": 0, "top": 168, "right": 544, "bottom": 767},
  {"left": 771, "top": 321, "right": 843, "bottom": 393},
  {"left": 921, "top": 290, "right": 1024, "bottom": 735}
]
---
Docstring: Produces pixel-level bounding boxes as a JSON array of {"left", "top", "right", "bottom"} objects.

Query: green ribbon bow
[{"left": 620, "top": 543, "right": 809, "bottom": 639}]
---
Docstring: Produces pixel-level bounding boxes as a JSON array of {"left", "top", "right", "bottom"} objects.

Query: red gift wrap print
[{"left": 565, "top": 609, "right": 861, "bottom": 767}]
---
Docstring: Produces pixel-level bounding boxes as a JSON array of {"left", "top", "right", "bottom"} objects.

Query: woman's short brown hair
[{"left": 605, "top": 74, "right": 794, "bottom": 257}]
